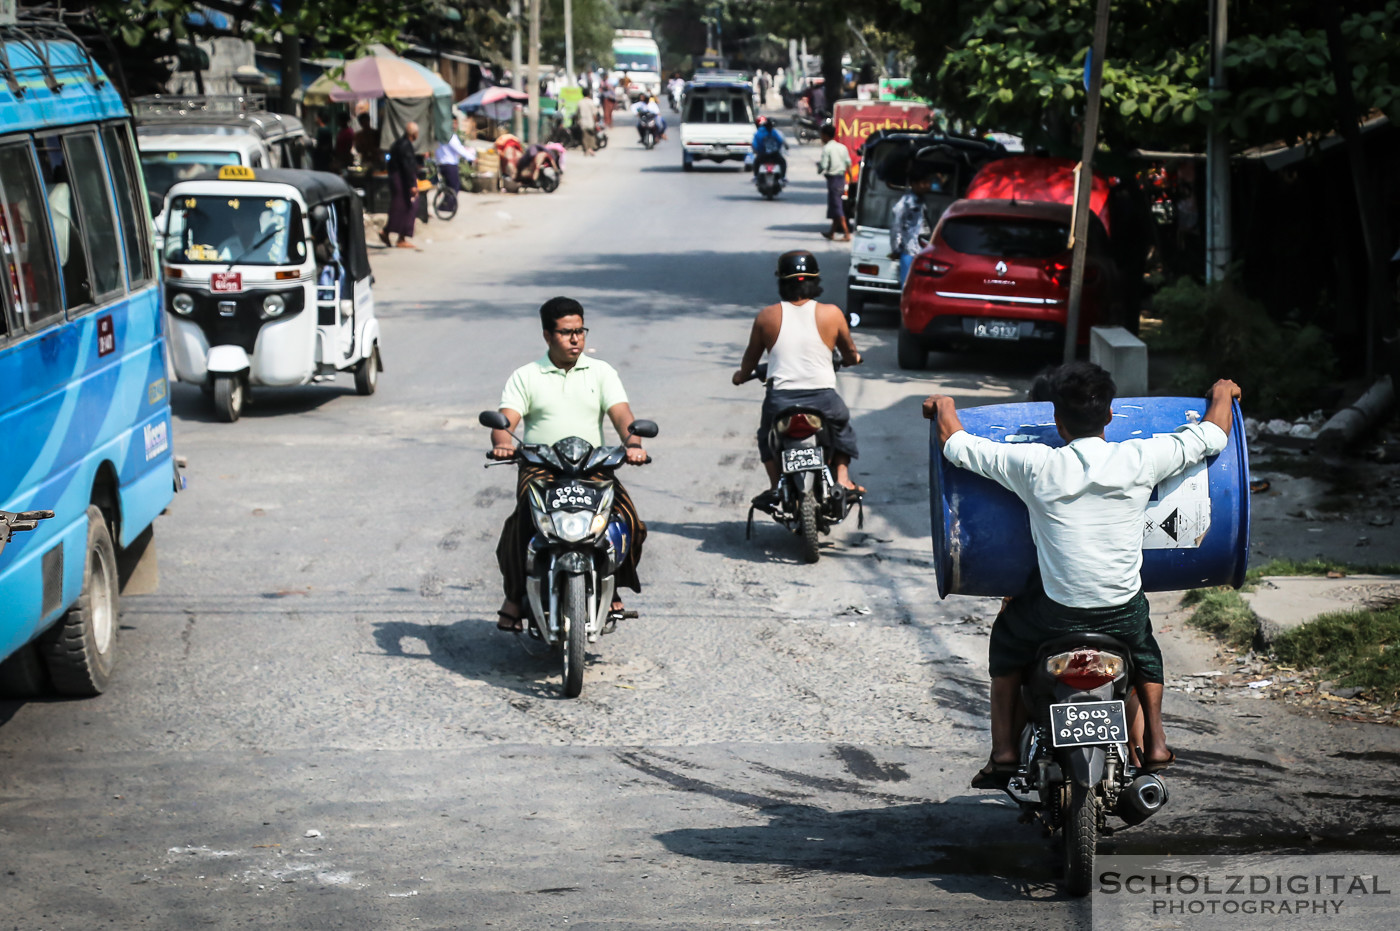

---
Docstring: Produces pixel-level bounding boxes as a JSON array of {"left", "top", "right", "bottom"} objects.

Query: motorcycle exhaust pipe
[{"left": 1115, "top": 774, "right": 1169, "bottom": 825}]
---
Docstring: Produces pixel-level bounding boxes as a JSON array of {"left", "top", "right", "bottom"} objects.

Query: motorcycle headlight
[
  {"left": 589, "top": 512, "right": 609, "bottom": 537},
  {"left": 553, "top": 511, "right": 594, "bottom": 543},
  {"left": 171, "top": 292, "right": 195, "bottom": 315},
  {"left": 263, "top": 294, "right": 286, "bottom": 317}
]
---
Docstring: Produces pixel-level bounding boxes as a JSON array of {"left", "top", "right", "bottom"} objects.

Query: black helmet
[{"left": 776, "top": 250, "right": 820, "bottom": 279}]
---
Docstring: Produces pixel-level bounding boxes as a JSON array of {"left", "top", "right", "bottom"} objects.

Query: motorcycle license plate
[
  {"left": 546, "top": 483, "right": 599, "bottom": 511},
  {"left": 781, "top": 447, "right": 824, "bottom": 473},
  {"left": 974, "top": 319, "right": 1020, "bottom": 341},
  {"left": 1049, "top": 700, "right": 1128, "bottom": 748},
  {"left": 761, "top": 164, "right": 779, "bottom": 173}
]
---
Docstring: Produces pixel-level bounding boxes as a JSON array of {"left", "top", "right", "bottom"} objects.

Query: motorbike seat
[{"left": 1033, "top": 631, "right": 1134, "bottom": 661}]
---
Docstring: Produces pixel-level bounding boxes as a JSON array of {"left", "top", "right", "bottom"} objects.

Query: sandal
[
  {"left": 1139, "top": 749, "right": 1177, "bottom": 774},
  {"left": 378, "top": 230, "right": 391, "bottom": 247},
  {"left": 496, "top": 610, "right": 524, "bottom": 632},
  {"left": 970, "top": 758, "right": 1019, "bottom": 790}
]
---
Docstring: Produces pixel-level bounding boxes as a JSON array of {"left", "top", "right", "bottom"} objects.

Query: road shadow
[
  {"left": 645, "top": 518, "right": 817, "bottom": 566},
  {"left": 371, "top": 615, "right": 591, "bottom": 700},
  {"left": 169, "top": 381, "right": 356, "bottom": 424}
]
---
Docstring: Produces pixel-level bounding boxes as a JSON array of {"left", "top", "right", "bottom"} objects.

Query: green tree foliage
[
  {"left": 541, "top": 0, "right": 620, "bottom": 69},
  {"left": 880, "top": 0, "right": 1400, "bottom": 155}
]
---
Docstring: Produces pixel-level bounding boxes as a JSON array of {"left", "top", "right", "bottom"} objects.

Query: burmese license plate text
[
  {"left": 781, "top": 447, "right": 824, "bottom": 473},
  {"left": 210, "top": 271, "right": 243, "bottom": 293},
  {"left": 1049, "top": 700, "right": 1127, "bottom": 747},
  {"left": 975, "top": 320, "right": 1020, "bottom": 340}
]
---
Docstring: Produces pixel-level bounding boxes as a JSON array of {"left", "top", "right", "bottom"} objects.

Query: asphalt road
[{"left": 2, "top": 117, "right": 1398, "bottom": 930}]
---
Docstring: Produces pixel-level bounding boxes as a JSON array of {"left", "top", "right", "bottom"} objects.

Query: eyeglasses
[{"left": 553, "top": 327, "right": 589, "bottom": 338}]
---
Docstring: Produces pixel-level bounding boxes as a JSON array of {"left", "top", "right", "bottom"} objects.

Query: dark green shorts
[{"left": 988, "top": 583, "right": 1163, "bottom": 684}]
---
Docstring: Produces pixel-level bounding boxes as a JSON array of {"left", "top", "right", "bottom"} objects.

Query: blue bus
[{"left": 0, "top": 22, "right": 177, "bottom": 697}]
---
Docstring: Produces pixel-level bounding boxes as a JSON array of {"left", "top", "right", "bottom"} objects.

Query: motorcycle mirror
[
  {"left": 627, "top": 419, "right": 659, "bottom": 439},
  {"left": 478, "top": 410, "right": 510, "bottom": 430}
]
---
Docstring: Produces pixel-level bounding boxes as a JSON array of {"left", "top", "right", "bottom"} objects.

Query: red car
[{"left": 897, "top": 158, "right": 1125, "bottom": 369}]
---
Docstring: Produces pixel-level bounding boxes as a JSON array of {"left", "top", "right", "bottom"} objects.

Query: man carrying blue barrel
[{"left": 923, "top": 363, "right": 1242, "bottom": 788}]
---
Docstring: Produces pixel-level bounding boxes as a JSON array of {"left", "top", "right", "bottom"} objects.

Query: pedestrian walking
[
  {"left": 332, "top": 113, "right": 354, "bottom": 172},
  {"left": 312, "top": 111, "right": 333, "bottom": 171},
  {"left": 576, "top": 93, "right": 600, "bottom": 155},
  {"left": 381, "top": 121, "right": 420, "bottom": 249},
  {"left": 602, "top": 80, "right": 616, "bottom": 128},
  {"left": 817, "top": 124, "right": 851, "bottom": 241}
]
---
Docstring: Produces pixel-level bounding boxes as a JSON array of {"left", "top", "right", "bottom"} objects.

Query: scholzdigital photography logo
[{"left": 1091, "top": 855, "right": 1400, "bottom": 930}]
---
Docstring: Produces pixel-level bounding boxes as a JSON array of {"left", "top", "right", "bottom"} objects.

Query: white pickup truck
[{"left": 680, "top": 80, "right": 755, "bottom": 171}]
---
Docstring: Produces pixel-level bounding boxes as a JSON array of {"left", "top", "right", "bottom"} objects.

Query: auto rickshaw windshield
[{"left": 164, "top": 194, "right": 305, "bottom": 266}]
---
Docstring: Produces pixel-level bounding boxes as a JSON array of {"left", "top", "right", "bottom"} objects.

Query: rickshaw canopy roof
[{"left": 184, "top": 167, "right": 359, "bottom": 207}]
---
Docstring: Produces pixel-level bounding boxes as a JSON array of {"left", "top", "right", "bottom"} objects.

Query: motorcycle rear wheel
[
  {"left": 1063, "top": 782, "right": 1098, "bottom": 897},
  {"left": 798, "top": 492, "right": 820, "bottom": 564},
  {"left": 561, "top": 575, "right": 588, "bottom": 698}
]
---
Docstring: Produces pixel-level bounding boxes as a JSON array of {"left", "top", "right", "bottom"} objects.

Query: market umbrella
[
  {"left": 456, "top": 85, "right": 528, "bottom": 123},
  {"left": 305, "top": 55, "right": 438, "bottom": 104}
]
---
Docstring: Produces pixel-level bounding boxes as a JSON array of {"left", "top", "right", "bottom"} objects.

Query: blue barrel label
[{"left": 1144, "top": 455, "right": 1210, "bottom": 548}]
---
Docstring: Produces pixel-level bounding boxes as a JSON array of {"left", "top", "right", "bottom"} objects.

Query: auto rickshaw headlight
[
  {"left": 171, "top": 292, "right": 195, "bottom": 315},
  {"left": 263, "top": 294, "right": 286, "bottom": 317}
]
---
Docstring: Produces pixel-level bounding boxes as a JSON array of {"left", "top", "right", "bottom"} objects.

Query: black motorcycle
[
  {"left": 637, "top": 110, "right": 659, "bottom": 150},
  {"left": 793, "top": 110, "right": 828, "bottom": 145},
  {"left": 479, "top": 412, "right": 657, "bottom": 698},
  {"left": 1003, "top": 633, "right": 1169, "bottom": 896},
  {"left": 741, "top": 364, "right": 860, "bottom": 563},
  {"left": 753, "top": 154, "right": 786, "bottom": 200}
]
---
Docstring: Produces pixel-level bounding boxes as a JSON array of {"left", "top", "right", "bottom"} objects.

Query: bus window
[
  {"left": 0, "top": 141, "right": 63, "bottom": 330},
  {"left": 36, "top": 134, "right": 93, "bottom": 308},
  {"left": 62, "top": 131, "right": 124, "bottom": 301},
  {"left": 101, "top": 124, "right": 153, "bottom": 287}
]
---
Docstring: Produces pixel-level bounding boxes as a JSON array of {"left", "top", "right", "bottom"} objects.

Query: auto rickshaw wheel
[
  {"left": 213, "top": 374, "right": 245, "bottom": 423},
  {"left": 355, "top": 344, "right": 381, "bottom": 396}
]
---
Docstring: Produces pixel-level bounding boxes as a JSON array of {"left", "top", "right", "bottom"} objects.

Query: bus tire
[{"left": 41, "top": 505, "right": 118, "bottom": 696}]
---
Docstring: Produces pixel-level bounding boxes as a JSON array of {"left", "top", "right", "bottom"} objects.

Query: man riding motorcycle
[
  {"left": 490, "top": 297, "right": 649, "bottom": 632},
  {"left": 750, "top": 115, "right": 788, "bottom": 179},
  {"left": 732, "top": 251, "right": 863, "bottom": 503},
  {"left": 923, "top": 363, "right": 1241, "bottom": 787}
]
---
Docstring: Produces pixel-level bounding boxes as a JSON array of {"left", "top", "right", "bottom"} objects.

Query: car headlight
[
  {"left": 171, "top": 292, "right": 194, "bottom": 315},
  {"left": 263, "top": 294, "right": 286, "bottom": 317},
  {"left": 552, "top": 511, "right": 593, "bottom": 543}
]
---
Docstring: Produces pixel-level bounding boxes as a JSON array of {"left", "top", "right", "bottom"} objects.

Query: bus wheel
[
  {"left": 41, "top": 505, "right": 117, "bottom": 696},
  {"left": 213, "top": 374, "right": 245, "bottom": 423}
]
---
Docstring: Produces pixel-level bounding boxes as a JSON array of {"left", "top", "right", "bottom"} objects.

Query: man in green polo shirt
[{"left": 489, "top": 297, "right": 649, "bottom": 631}]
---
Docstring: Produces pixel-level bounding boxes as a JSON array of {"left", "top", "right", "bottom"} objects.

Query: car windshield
[
  {"left": 140, "top": 150, "right": 241, "bottom": 197},
  {"left": 940, "top": 216, "right": 1069, "bottom": 258},
  {"left": 685, "top": 93, "right": 753, "bottom": 124},
  {"left": 163, "top": 195, "right": 305, "bottom": 266},
  {"left": 615, "top": 51, "right": 659, "bottom": 72}
]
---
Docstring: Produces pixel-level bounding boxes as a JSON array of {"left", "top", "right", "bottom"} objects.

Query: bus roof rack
[
  {"left": 0, "top": 20, "right": 105, "bottom": 98},
  {"left": 133, "top": 93, "right": 269, "bottom": 117}
]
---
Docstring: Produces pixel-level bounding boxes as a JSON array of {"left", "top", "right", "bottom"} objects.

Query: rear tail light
[
  {"left": 1045, "top": 258, "right": 1071, "bottom": 288},
  {"left": 913, "top": 256, "right": 951, "bottom": 277},
  {"left": 1046, "top": 650, "right": 1124, "bottom": 690},
  {"left": 777, "top": 413, "right": 822, "bottom": 438},
  {"left": 856, "top": 263, "right": 879, "bottom": 275}
]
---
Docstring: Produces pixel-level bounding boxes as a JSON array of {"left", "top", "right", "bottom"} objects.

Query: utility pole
[
  {"left": 511, "top": 0, "right": 523, "bottom": 136},
  {"left": 564, "top": 0, "right": 575, "bottom": 84},
  {"left": 278, "top": 0, "right": 300, "bottom": 115},
  {"left": 1205, "top": 0, "right": 1230, "bottom": 282},
  {"left": 1062, "top": 0, "right": 1111, "bottom": 364},
  {"left": 527, "top": 0, "right": 541, "bottom": 144}
]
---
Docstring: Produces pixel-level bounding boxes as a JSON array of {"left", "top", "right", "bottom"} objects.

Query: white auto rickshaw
[{"left": 162, "top": 165, "right": 381, "bottom": 422}]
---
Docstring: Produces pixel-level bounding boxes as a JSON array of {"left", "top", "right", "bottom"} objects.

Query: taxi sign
[{"left": 217, "top": 165, "right": 256, "bottom": 180}]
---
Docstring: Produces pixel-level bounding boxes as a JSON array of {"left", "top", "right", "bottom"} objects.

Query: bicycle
[{"left": 425, "top": 159, "right": 460, "bottom": 221}]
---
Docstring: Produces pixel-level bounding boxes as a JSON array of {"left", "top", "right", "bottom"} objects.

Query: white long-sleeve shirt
[{"left": 942, "top": 421, "right": 1228, "bottom": 608}]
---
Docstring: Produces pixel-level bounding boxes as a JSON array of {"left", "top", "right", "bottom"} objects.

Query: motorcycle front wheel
[
  {"left": 561, "top": 574, "right": 588, "bottom": 698},
  {"left": 1063, "top": 782, "right": 1099, "bottom": 896}
]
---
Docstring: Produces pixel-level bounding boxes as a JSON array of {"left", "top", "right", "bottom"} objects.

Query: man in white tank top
[{"left": 732, "top": 250, "right": 864, "bottom": 495}]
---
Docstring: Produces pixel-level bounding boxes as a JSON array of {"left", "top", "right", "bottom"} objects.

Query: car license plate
[
  {"left": 1049, "top": 700, "right": 1128, "bottom": 748},
  {"left": 974, "top": 319, "right": 1020, "bottom": 340},
  {"left": 781, "top": 447, "right": 824, "bottom": 473},
  {"left": 713, "top": 145, "right": 729, "bottom": 154},
  {"left": 210, "top": 271, "right": 243, "bottom": 293}
]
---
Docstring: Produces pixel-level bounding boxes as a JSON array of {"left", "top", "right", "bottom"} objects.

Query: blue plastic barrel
[{"left": 928, "top": 398, "right": 1250, "bottom": 598}]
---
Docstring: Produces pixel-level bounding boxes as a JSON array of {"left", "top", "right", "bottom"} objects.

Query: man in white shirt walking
[
  {"left": 923, "top": 363, "right": 1241, "bottom": 787},
  {"left": 576, "top": 93, "right": 600, "bottom": 155}
]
